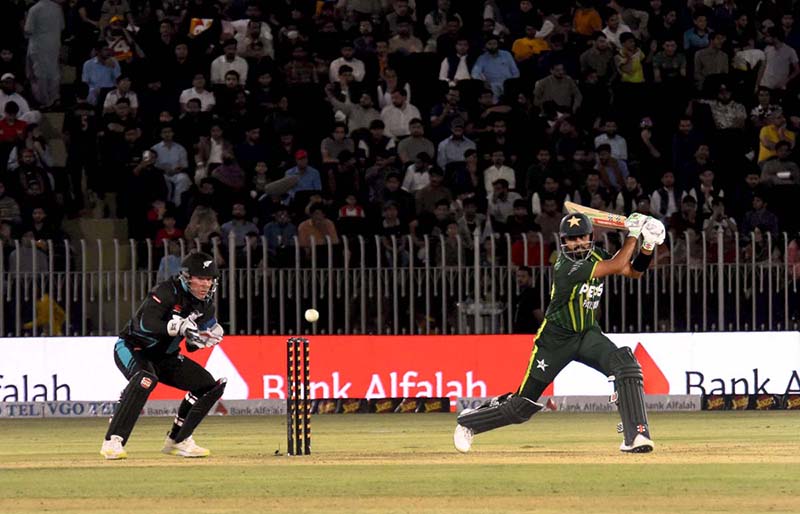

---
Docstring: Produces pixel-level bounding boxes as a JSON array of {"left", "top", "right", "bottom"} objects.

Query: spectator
[
  {"left": 668, "top": 195, "right": 701, "bottom": 239},
  {"left": 210, "top": 39, "right": 249, "bottom": 86},
  {"left": 9, "top": 230, "right": 48, "bottom": 273},
  {"left": 534, "top": 196, "right": 561, "bottom": 244},
  {"left": 151, "top": 124, "right": 190, "bottom": 207},
  {"left": 533, "top": 62, "right": 582, "bottom": 113},
  {"left": 329, "top": 41, "right": 365, "bottom": 83},
  {"left": 439, "top": 36, "right": 475, "bottom": 85},
  {"left": 436, "top": 118, "right": 476, "bottom": 169},
  {"left": 483, "top": 149, "right": 516, "bottom": 194},
  {"left": 357, "top": 120, "right": 396, "bottom": 166},
  {"left": 321, "top": 123, "right": 355, "bottom": 165},
  {"left": 24, "top": 0, "right": 64, "bottom": 109},
  {"left": 184, "top": 205, "right": 221, "bottom": 246},
  {"left": 683, "top": 12, "right": 710, "bottom": 54},
  {"left": 593, "top": 118, "right": 627, "bottom": 162},
  {"left": 694, "top": 31, "right": 728, "bottom": 92},
  {"left": 235, "top": 19, "right": 275, "bottom": 60},
  {"left": 703, "top": 197, "right": 737, "bottom": 245},
  {"left": 741, "top": 192, "right": 779, "bottom": 239},
  {"left": 652, "top": 38, "right": 687, "bottom": 84},
  {"left": 415, "top": 168, "right": 452, "bottom": 216},
  {"left": 0, "top": 73, "right": 39, "bottom": 124},
  {"left": 402, "top": 152, "right": 433, "bottom": 193},
  {"left": 263, "top": 206, "right": 297, "bottom": 258},
  {"left": 471, "top": 36, "right": 519, "bottom": 100},
  {"left": 650, "top": 170, "right": 682, "bottom": 223},
  {"left": 487, "top": 178, "right": 521, "bottom": 232},
  {"left": 512, "top": 266, "right": 543, "bottom": 333},
  {"left": 602, "top": 12, "right": 632, "bottom": 49},
  {"left": 156, "top": 240, "right": 182, "bottom": 282},
  {"left": 102, "top": 75, "right": 137, "bottom": 115},
  {"left": 758, "top": 28, "right": 799, "bottom": 92},
  {"left": 82, "top": 43, "right": 121, "bottom": 105},
  {"left": 325, "top": 88, "right": 380, "bottom": 135},
  {"left": 155, "top": 212, "right": 183, "bottom": 246},
  {"left": 0, "top": 102, "right": 27, "bottom": 167},
  {"left": 594, "top": 144, "right": 629, "bottom": 192},
  {"left": 615, "top": 175, "right": 644, "bottom": 214},
  {"left": 221, "top": 203, "right": 259, "bottom": 248},
  {"left": 430, "top": 87, "right": 468, "bottom": 143},
  {"left": 397, "top": 119, "right": 434, "bottom": 166},
  {"left": 456, "top": 196, "right": 488, "bottom": 244},
  {"left": 504, "top": 198, "right": 537, "bottom": 241},
  {"left": 511, "top": 23, "right": 550, "bottom": 64},
  {"left": 297, "top": 202, "right": 339, "bottom": 252},
  {"left": 579, "top": 32, "right": 615, "bottom": 84},
  {"left": 179, "top": 73, "right": 216, "bottom": 112},
  {"left": 760, "top": 140, "right": 800, "bottom": 185},
  {"left": 0, "top": 180, "right": 21, "bottom": 225},
  {"left": 379, "top": 201, "right": 410, "bottom": 265},
  {"left": 758, "top": 111, "right": 795, "bottom": 163},
  {"left": 380, "top": 88, "right": 421, "bottom": 142},
  {"left": 284, "top": 150, "right": 322, "bottom": 202},
  {"left": 377, "top": 68, "right": 411, "bottom": 109},
  {"left": 388, "top": 17, "right": 423, "bottom": 55}
]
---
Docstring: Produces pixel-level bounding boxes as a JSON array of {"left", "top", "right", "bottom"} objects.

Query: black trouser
[{"left": 113, "top": 339, "right": 216, "bottom": 396}]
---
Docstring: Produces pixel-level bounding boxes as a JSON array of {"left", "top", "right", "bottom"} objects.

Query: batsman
[
  {"left": 100, "top": 252, "right": 227, "bottom": 460},
  {"left": 454, "top": 212, "right": 665, "bottom": 453}
]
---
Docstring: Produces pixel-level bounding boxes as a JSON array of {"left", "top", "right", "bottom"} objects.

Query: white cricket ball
[{"left": 304, "top": 308, "right": 319, "bottom": 323}]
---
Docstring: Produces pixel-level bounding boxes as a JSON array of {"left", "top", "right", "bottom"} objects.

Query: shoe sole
[
  {"left": 620, "top": 444, "right": 654, "bottom": 453},
  {"left": 164, "top": 449, "right": 210, "bottom": 458},
  {"left": 100, "top": 451, "right": 127, "bottom": 460}
]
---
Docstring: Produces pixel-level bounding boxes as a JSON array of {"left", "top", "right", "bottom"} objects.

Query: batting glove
[
  {"left": 641, "top": 218, "right": 666, "bottom": 251},
  {"left": 624, "top": 213, "right": 651, "bottom": 239}
]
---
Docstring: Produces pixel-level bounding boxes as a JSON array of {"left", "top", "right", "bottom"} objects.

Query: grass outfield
[{"left": 0, "top": 412, "right": 798, "bottom": 513}]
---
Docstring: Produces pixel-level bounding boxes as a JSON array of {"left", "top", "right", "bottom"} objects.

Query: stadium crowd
[{"left": 2, "top": 0, "right": 800, "bottom": 273}]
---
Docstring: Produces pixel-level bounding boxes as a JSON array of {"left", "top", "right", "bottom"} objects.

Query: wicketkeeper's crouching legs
[{"left": 609, "top": 347, "right": 654, "bottom": 453}]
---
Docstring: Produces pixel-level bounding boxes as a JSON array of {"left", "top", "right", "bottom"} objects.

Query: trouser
[
  {"left": 113, "top": 339, "right": 216, "bottom": 395},
  {"left": 517, "top": 320, "right": 618, "bottom": 400}
]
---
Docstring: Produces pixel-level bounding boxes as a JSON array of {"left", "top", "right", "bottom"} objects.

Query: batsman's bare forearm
[{"left": 593, "top": 236, "right": 638, "bottom": 279}]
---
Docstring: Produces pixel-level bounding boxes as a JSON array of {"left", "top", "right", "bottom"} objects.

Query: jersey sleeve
[{"left": 138, "top": 282, "right": 178, "bottom": 336}]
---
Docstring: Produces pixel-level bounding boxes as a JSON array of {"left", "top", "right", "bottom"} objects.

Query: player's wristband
[{"left": 631, "top": 251, "right": 653, "bottom": 272}]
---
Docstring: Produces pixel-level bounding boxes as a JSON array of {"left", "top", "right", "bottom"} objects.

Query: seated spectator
[
  {"left": 235, "top": 19, "right": 275, "bottom": 61},
  {"left": 0, "top": 73, "right": 40, "bottom": 124},
  {"left": 364, "top": 151, "right": 400, "bottom": 203},
  {"left": 321, "top": 122, "right": 355, "bottom": 165},
  {"left": 740, "top": 192, "right": 779, "bottom": 240},
  {"left": 221, "top": 203, "right": 259, "bottom": 248},
  {"left": 325, "top": 87, "right": 380, "bottom": 136},
  {"left": 380, "top": 88, "right": 421, "bottom": 142},
  {"left": 602, "top": 12, "right": 632, "bottom": 49},
  {"left": 82, "top": 43, "right": 121, "bottom": 105},
  {"left": 9, "top": 230, "right": 48, "bottom": 273},
  {"left": 652, "top": 38, "right": 687, "bottom": 84},
  {"left": 487, "top": 179, "right": 521, "bottom": 232},
  {"left": 534, "top": 196, "right": 561, "bottom": 245},
  {"left": 471, "top": 35, "right": 519, "bottom": 100},
  {"left": 437, "top": 118, "right": 475, "bottom": 169},
  {"left": 402, "top": 152, "right": 433, "bottom": 193},
  {"left": 156, "top": 240, "right": 182, "bottom": 282},
  {"left": 337, "top": 193, "right": 368, "bottom": 236},
  {"left": 298, "top": 202, "right": 339, "bottom": 252},
  {"left": 377, "top": 68, "right": 411, "bottom": 109},
  {"left": 593, "top": 118, "right": 627, "bottom": 162},
  {"left": 184, "top": 205, "right": 221, "bottom": 245},
  {"left": 615, "top": 175, "right": 644, "bottom": 215},
  {"left": 650, "top": 170, "right": 683, "bottom": 223},
  {"left": 693, "top": 32, "right": 728, "bottom": 92},
  {"left": 179, "top": 73, "right": 216, "bottom": 112},
  {"left": 505, "top": 199, "right": 537, "bottom": 241},
  {"left": 211, "top": 39, "right": 248, "bottom": 86},
  {"left": 580, "top": 32, "right": 614, "bottom": 84},
  {"left": 263, "top": 205, "right": 297, "bottom": 257},
  {"left": 534, "top": 63, "right": 582, "bottom": 114},
  {"left": 388, "top": 17, "right": 423, "bottom": 55},
  {"left": 758, "top": 111, "right": 795, "bottom": 164},
  {"left": 456, "top": 196, "right": 488, "bottom": 246},
  {"left": 150, "top": 124, "right": 190, "bottom": 207},
  {"left": 415, "top": 168, "right": 452, "bottom": 215},
  {"left": 0, "top": 101, "right": 26, "bottom": 168},
  {"left": 594, "top": 144, "right": 628, "bottom": 192},
  {"left": 439, "top": 36, "right": 475, "bottom": 86},
  {"left": 687, "top": 169, "right": 724, "bottom": 220},
  {"left": 0, "top": 180, "right": 21, "bottom": 225},
  {"left": 483, "top": 149, "right": 516, "bottom": 194},
  {"left": 396, "top": 119, "right": 433, "bottom": 166},
  {"left": 683, "top": 12, "right": 710, "bottom": 54},
  {"left": 329, "top": 41, "right": 365, "bottom": 83},
  {"left": 760, "top": 140, "right": 800, "bottom": 185},
  {"left": 429, "top": 87, "right": 468, "bottom": 143},
  {"left": 668, "top": 195, "right": 702, "bottom": 239},
  {"left": 576, "top": 170, "right": 610, "bottom": 209},
  {"left": 211, "top": 151, "right": 247, "bottom": 195},
  {"left": 703, "top": 197, "right": 737, "bottom": 248},
  {"left": 155, "top": 211, "right": 183, "bottom": 246},
  {"left": 102, "top": 75, "right": 138, "bottom": 115},
  {"left": 284, "top": 150, "right": 322, "bottom": 202},
  {"left": 512, "top": 23, "right": 550, "bottom": 64},
  {"left": 531, "top": 175, "right": 571, "bottom": 216},
  {"left": 7, "top": 124, "right": 53, "bottom": 172},
  {"left": 380, "top": 172, "right": 416, "bottom": 222},
  {"left": 379, "top": 201, "right": 410, "bottom": 265}
]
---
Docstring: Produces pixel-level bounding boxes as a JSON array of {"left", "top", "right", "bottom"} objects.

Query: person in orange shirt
[
  {"left": 573, "top": 1, "right": 602, "bottom": 38},
  {"left": 297, "top": 202, "right": 340, "bottom": 257},
  {"left": 511, "top": 24, "right": 550, "bottom": 63}
]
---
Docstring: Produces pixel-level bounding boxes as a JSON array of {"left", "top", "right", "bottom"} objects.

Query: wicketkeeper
[
  {"left": 100, "top": 252, "right": 226, "bottom": 460},
  {"left": 454, "top": 212, "right": 665, "bottom": 453}
]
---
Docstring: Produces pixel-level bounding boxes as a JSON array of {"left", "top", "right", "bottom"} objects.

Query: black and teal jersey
[{"left": 544, "top": 247, "right": 611, "bottom": 333}]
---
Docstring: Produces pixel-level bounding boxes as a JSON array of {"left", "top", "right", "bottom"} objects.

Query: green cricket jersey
[{"left": 544, "top": 247, "right": 611, "bottom": 333}]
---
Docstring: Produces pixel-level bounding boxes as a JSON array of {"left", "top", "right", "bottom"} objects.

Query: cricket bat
[{"left": 564, "top": 201, "right": 627, "bottom": 230}]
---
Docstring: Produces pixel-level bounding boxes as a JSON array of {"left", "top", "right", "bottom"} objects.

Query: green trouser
[{"left": 517, "top": 319, "right": 618, "bottom": 400}]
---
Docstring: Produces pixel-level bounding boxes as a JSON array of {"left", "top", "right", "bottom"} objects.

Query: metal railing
[{"left": 1, "top": 230, "right": 797, "bottom": 336}]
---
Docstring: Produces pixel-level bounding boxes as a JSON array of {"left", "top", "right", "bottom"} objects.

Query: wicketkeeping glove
[
  {"left": 641, "top": 218, "right": 666, "bottom": 251},
  {"left": 184, "top": 328, "right": 206, "bottom": 350},
  {"left": 624, "top": 213, "right": 651, "bottom": 239},
  {"left": 167, "top": 314, "right": 198, "bottom": 337},
  {"left": 198, "top": 323, "right": 224, "bottom": 348}
]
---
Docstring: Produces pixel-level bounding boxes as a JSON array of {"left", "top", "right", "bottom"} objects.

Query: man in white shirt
[
  {"left": 234, "top": 19, "right": 274, "bottom": 59},
  {"left": 329, "top": 41, "right": 366, "bottom": 83},
  {"left": 381, "top": 88, "right": 421, "bottom": 141},
  {"left": 602, "top": 13, "right": 633, "bottom": 49},
  {"left": 593, "top": 118, "right": 628, "bottom": 162},
  {"left": 103, "top": 75, "right": 138, "bottom": 115},
  {"left": 210, "top": 39, "right": 249, "bottom": 85},
  {"left": 649, "top": 170, "right": 681, "bottom": 221},
  {"left": 439, "top": 36, "right": 473, "bottom": 85},
  {"left": 483, "top": 148, "right": 516, "bottom": 193},
  {"left": 179, "top": 73, "right": 216, "bottom": 112},
  {"left": 0, "top": 73, "right": 40, "bottom": 124},
  {"left": 401, "top": 152, "right": 433, "bottom": 192}
]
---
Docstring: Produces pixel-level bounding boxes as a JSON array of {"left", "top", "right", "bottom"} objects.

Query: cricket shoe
[
  {"left": 100, "top": 435, "right": 127, "bottom": 460},
  {"left": 453, "top": 409, "right": 475, "bottom": 454},
  {"left": 162, "top": 435, "right": 210, "bottom": 457},
  {"left": 620, "top": 434, "right": 655, "bottom": 453}
]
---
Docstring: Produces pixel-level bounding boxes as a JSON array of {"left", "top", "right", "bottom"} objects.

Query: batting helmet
[
  {"left": 179, "top": 252, "right": 219, "bottom": 301},
  {"left": 559, "top": 213, "right": 594, "bottom": 262}
]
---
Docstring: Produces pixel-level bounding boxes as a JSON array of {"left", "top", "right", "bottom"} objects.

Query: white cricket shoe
[
  {"left": 162, "top": 435, "right": 210, "bottom": 458},
  {"left": 620, "top": 434, "right": 655, "bottom": 453},
  {"left": 453, "top": 424, "right": 474, "bottom": 453},
  {"left": 100, "top": 435, "right": 127, "bottom": 460}
]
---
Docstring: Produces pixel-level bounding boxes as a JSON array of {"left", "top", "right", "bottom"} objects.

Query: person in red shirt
[
  {"left": 155, "top": 212, "right": 184, "bottom": 246},
  {"left": 0, "top": 101, "right": 26, "bottom": 169}
]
